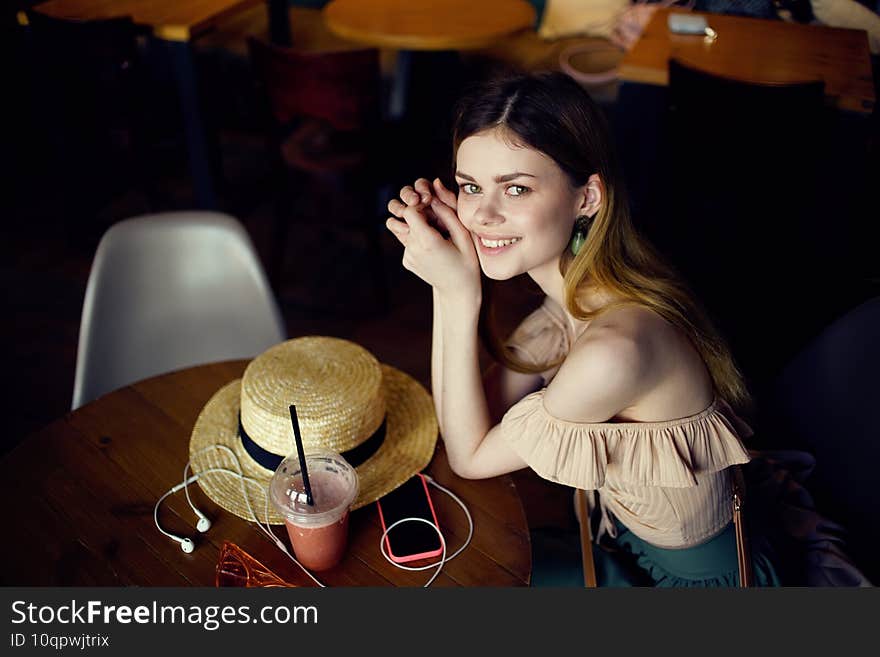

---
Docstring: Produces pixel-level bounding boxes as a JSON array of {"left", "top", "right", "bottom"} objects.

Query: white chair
[{"left": 72, "top": 211, "right": 286, "bottom": 409}]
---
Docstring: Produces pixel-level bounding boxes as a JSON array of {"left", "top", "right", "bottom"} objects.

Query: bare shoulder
[
  {"left": 590, "top": 302, "right": 673, "bottom": 339},
  {"left": 543, "top": 306, "right": 660, "bottom": 422},
  {"left": 571, "top": 303, "right": 672, "bottom": 370},
  {"left": 543, "top": 303, "right": 710, "bottom": 423}
]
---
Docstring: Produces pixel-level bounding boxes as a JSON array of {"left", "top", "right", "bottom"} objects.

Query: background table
[
  {"left": 619, "top": 8, "right": 875, "bottom": 115},
  {"left": 324, "top": 0, "right": 536, "bottom": 120},
  {"left": 0, "top": 361, "right": 531, "bottom": 586},
  {"left": 324, "top": 0, "right": 536, "bottom": 51}
]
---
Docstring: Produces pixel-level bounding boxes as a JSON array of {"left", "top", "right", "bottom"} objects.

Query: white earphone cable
[
  {"left": 153, "top": 474, "right": 199, "bottom": 544},
  {"left": 381, "top": 517, "right": 448, "bottom": 586},
  {"left": 153, "top": 466, "right": 259, "bottom": 551},
  {"left": 158, "top": 446, "right": 472, "bottom": 588},
  {"left": 184, "top": 445, "right": 326, "bottom": 587},
  {"left": 377, "top": 474, "right": 473, "bottom": 586}
]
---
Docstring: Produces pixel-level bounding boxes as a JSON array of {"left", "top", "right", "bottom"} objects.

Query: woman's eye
[
  {"left": 507, "top": 185, "right": 530, "bottom": 196},
  {"left": 460, "top": 183, "right": 481, "bottom": 194}
]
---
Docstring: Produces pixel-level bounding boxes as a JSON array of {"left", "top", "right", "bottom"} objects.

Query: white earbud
[
  {"left": 155, "top": 463, "right": 261, "bottom": 556},
  {"left": 183, "top": 475, "right": 212, "bottom": 533},
  {"left": 154, "top": 472, "right": 212, "bottom": 554}
]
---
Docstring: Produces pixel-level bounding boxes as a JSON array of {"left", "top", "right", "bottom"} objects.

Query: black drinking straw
[{"left": 289, "top": 404, "right": 314, "bottom": 506}]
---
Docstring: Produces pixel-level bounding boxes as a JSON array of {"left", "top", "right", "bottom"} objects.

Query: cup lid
[{"left": 268, "top": 450, "right": 359, "bottom": 525}]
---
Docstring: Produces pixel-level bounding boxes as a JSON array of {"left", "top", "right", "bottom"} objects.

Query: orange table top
[
  {"left": 323, "top": 0, "right": 536, "bottom": 51},
  {"left": 32, "top": 0, "right": 263, "bottom": 41},
  {"left": 619, "top": 8, "right": 875, "bottom": 114}
]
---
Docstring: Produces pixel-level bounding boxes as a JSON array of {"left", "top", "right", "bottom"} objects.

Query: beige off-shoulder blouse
[{"left": 500, "top": 298, "right": 752, "bottom": 549}]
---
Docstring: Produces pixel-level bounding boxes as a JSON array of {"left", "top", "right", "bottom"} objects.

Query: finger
[
  {"left": 399, "top": 186, "right": 421, "bottom": 207},
  {"left": 387, "top": 198, "right": 407, "bottom": 217},
  {"left": 610, "top": 26, "right": 632, "bottom": 50},
  {"left": 424, "top": 199, "right": 454, "bottom": 234},
  {"left": 386, "top": 216, "right": 410, "bottom": 235},
  {"left": 414, "top": 178, "right": 433, "bottom": 204},
  {"left": 621, "top": 22, "right": 640, "bottom": 39},
  {"left": 433, "top": 178, "right": 457, "bottom": 209},
  {"left": 430, "top": 198, "right": 472, "bottom": 253},
  {"left": 385, "top": 217, "right": 410, "bottom": 247},
  {"left": 401, "top": 203, "right": 437, "bottom": 242}
]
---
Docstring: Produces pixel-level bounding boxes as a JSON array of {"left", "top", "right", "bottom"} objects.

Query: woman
[{"left": 385, "top": 72, "right": 780, "bottom": 586}]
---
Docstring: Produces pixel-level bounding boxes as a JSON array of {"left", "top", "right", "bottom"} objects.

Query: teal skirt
[{"left": 531, "top": 517, "right": 781, "bottom": 588}]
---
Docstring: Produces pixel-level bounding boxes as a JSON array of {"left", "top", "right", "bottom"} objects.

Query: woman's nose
[{"left": 474, "top": 198, "right": 504, "bottom": 226}]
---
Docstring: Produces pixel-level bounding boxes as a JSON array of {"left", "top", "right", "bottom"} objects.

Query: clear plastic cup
[{"left": 269, "top": 450, "right": 359, "bottom": 571}]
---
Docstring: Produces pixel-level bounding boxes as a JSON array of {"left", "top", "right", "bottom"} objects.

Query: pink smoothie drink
[
  {"left": 283, "top": 469, "right": 353, "bottom": 570},
  {"left": 270, "top": 451, "right": 359, "bottom": 572}
]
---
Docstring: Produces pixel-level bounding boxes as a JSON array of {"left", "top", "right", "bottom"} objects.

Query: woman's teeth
[{"left": 480, "top": 237, "right": 521, "bottom": 248}]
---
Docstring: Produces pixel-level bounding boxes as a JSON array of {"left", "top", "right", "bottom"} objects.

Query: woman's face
[{"left": 455, "top": 127, "right": 584, "bottom": 281}]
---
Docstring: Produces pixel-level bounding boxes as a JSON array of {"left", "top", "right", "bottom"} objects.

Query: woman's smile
[{"left": 474, "top": 233, "right": 523, "bottom": 254}]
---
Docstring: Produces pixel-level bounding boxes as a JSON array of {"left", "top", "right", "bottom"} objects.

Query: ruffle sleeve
[
  {"left": 504, "top": 300, "right": 571, "bottom": 383},
  {"left": 500, "top": 389, "right": 752, "bottom": 489}
]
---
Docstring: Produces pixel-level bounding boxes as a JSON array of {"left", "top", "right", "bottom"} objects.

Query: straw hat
[{"left": 189, "top": 336, "right": 438, "bottom": 524}]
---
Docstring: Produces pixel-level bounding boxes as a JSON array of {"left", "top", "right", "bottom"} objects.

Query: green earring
[{"left": 569, "top": 214, "right": 593, "bottom": 256}]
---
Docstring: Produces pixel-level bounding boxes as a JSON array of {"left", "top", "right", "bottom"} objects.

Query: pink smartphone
[{"left": 376, "top": 474, "right": 443, "bottom": 564}]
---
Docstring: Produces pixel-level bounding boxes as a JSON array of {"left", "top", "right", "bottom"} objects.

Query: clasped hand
[{"left": 386, "top": 178, "right": 480, "bottom": 303}]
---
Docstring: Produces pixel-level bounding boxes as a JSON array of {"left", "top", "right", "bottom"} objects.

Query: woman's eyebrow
[{"left": 455, "top": 171, "right": 537, "bottom": 183}]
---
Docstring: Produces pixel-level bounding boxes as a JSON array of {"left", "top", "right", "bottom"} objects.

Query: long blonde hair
[{"left": 454, "top": 72, "right": 752, "bottom": 413}]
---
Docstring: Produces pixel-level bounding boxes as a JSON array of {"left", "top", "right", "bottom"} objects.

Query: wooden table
[
  {"left": 324, "top": 0, "right": 536, "bottom": 51},
  {"left": 0, "top": 361, "right": 531, "bottom": 586},
  {"left": 619, "top": 8, "right": 875, "bottom": 114},
  {"left": 323, "top": 0, "right": 536, "bottom": 120},
  {"left": 28, "top": 0, "right": 292, "bottom": 210},
  {"left": 30, "top": 0, "right": 263, "bottom": 41}
]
